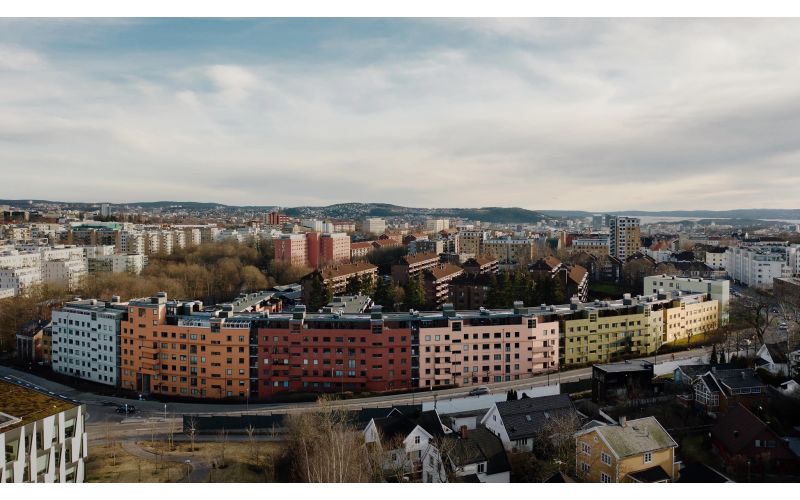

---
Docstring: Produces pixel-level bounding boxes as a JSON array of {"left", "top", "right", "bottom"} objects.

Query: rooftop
[
  {"left": 594, "top": 359, "right": 654, "bottom": 374},
  {"left": 494, "top": 393, "right": 577, "bottom": 440},
  {"left": 0, "top": 380, "right": 77, "bottom": 433},
  {"left": 589, "top": 416, "right": 677, "bottom": 458}
]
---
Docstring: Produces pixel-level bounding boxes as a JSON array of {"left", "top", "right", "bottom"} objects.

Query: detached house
[
  {"left": 574, "top": 416, "right": 679, "bottom": 483},
  {"left": 755, "top": 342, "right": 789, "bottom": 377},
  {"left": 481, "top": 393, "right": 578, "bottom": 452},
  {"left": 692, "top": 368, "right": 766, "bottom": 414}
]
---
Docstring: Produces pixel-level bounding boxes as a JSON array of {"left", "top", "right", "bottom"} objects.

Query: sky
[{"left": 1, "top": 18, "right": 800, "bottom": 211}]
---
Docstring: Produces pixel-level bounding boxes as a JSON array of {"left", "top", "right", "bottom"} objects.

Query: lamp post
[{"left": 163, "top": 403, "right": 167, "bottom": 421}]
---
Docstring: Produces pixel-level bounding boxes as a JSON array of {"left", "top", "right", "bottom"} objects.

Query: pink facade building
[
  {"left": 274, "top": 232, "right": 351, "bottom": 269},
  {"left": 416, "top": 303, "right": 560, "bottom": 388}
]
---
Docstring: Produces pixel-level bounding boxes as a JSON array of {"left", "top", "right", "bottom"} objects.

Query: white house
[{"left": 481, "top": 393, "right": 578, "bottom": 452}]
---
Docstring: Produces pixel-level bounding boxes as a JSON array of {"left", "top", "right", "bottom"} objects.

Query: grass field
[
  {"left": 85, "top": 443, "right": 187, "bottom": 483},
  {"left": 137, "top": 440, "right": 285, "bottom": 482}
]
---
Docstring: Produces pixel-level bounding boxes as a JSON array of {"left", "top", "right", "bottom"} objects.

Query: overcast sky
[{"left": 1, "top": 18, "right": 799, "bottom": 211}]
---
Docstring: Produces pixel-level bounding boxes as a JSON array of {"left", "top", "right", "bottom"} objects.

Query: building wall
[
  {"left": 417, "top": 315, "right": 559, "bottom": 388},
  {"left": 0, "top": 405, "right": 88, "bottom": 483},
  {"left": 255, "top": 316, "right": 412, "bottom": 397},
  {"left": 575, "top": 431, "right": 674, "bottom": 483},
  {"left": 120, "top": 300, "right": 251, "bottom": 399},
  {"left": 644, "top": 275, "right": 729, "bottom": 325},
  {"left": 51, "top": 304, "right": 122, "bottom": 386}
]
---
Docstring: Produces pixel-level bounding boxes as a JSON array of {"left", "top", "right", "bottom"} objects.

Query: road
[{"left": 1, "top": 344, "right": 711, "bottom": 421}]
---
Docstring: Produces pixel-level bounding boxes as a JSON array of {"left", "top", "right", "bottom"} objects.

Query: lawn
[
  {"left": 85, "top": 443, "right": 187, "bottom": 483},
  {"left": 137, "top": 440, "right": 285, "bottom": 482}
]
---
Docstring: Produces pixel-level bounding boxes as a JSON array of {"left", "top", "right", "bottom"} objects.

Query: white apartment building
[
  {"left": 89, "top": 253, "right": 147, "bottom": 275},
  {"left": 705, "top": 249, "right": 728, "bottom": 270},
  {"left": 644, "top": 275, "right": 730, "bottom": 325},
  {"left": 725, "top": 244, "right": 795, "bottom": 288},
  {"left": 0, "top": 381, "right": 88, "bottom": 483},
  {"left": 301, "top": 219, "right": 325, "bottom": 232},
  {"left": 363, "top": 217, "right": 387, "bottom": 235},
  {"left": 51, "top": 298, "right": 127, "bottom": 386},
  {"left": 0, "top": 267, "right": 41, "bottom": 297},
  {"left": 41, "top": 259, "right": 87, "bottom": 291},
  {"left": 424, "top": 219, "right": 449, "bottom": 233},
  {"left": 120, "top": 231, "right": 145, "bottom": 254},
  {"left": 609, "top": 216, "right": 641, "bottom": 260}
]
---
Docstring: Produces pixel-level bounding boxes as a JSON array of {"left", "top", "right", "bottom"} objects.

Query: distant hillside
[
  {"left": 285, "top": 203, "right": 549, "bottom": 223},
  {"left": 539, "top": 209, "right": 800, "bottom": 221}
]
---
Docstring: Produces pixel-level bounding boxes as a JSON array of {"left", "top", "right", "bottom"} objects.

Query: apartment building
[
  {"left": 0, "top": 267, "right": 41, "bottom": 297},
  {"left": 417, "top": 303, "right": 559, "bottom": 389},
  {"left": 423, "top": 264, "right": 464, "bottom": 309},
  {"left": 0, "top": 381, "right": 88, "bottom": 483},
  {"left": 350, "top": 241, "right": 373, "bottom": 260},
  {"left": 88, "top": 252, "right": 147, "bottom": 275},
  {"left": 725, "top": 244, "right": 796, "bottom": 288},
  {"left": 609, "top": 216, "right": 641, "bottom": 260},
  {"left": 41, "top": 258, "right": 86, "bottom": 290},
  {"left": 570, "top": 236, "right": 610, "bottom": 257},
  {"left": 462, "top": 256, "right": 499, "bottom": 276},
  {"left": 120, "top": 293, "right": 253, "bottom": 399},
  {"left": 274, "top": 232, "right": 351, "bottom": 269},
  {"left": 550, "top": 291, "right": 719, "bottom": 367},
  {"left": 51, "top": 298, "right": 127, "bottom": 386},
  {"left": 255, "top": 305, "right": 412, "bottom": 397},
  {"left": 409, "top": 238, "right": 444, "bottom": 255},
  {"left": 392, "top": 253, "right": 441, "bottom": 285},
  {"left": 644, "top": 275, "right": 729, "bottom": 325},
  {"left": 705, "top": 247, "right": 728, "bottom": 270},
  {"left": 424, "top": 219, "right": 449, "bottom": 233},
  {"left": 482, "top": 237, "right": 535, "bottom": 266},
  {"left": 363, "top": 217, "right": 387, "bottom": 235},
  {"left": 458, "top": 230, "right": 489, "bottom": 256}
]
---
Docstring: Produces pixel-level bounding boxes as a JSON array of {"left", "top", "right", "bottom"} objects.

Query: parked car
[
  {"left": 116, "top": 405, "right": 136, "bottom": 414},
  {"left": 468, "top": 386, "right": 489, "bottom": 396}
]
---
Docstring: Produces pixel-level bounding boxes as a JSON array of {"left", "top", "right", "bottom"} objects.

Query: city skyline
[{"left": 3, "top": 18, "right": 800, "bottom": 210}]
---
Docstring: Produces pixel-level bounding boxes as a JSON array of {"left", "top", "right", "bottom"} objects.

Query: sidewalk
[{"left": 120, "top": 439, "right": 210, "bottom": 483}]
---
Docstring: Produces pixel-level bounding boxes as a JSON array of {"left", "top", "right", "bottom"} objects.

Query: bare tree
[
  {"left": 185, "top": 416, "right": 198, "bottom": 454},
  {"left": 733, "top": 289, "right": 776, "bottom": 345},
  {"left": 285, "top": 396, "right": 384, "bottom": 482},
  {"left": 246, "top": 424, "right": 259, "bottom": 467},
  {"left": 532, "top": 411, "right": 583, "bottom": 479},
  {"left": 218, "top": 428, "right": 228, "bottom": 469}
]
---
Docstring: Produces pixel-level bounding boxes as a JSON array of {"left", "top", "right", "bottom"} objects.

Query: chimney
[{"left": 619, "top": 416, "right": 627, "bottom": 427}]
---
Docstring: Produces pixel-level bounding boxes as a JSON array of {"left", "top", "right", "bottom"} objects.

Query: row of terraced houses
[{"left": 46, "top": 286, "right": 720, "bottom": 401}]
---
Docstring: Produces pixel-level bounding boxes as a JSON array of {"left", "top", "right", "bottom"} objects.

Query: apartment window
[
  {"left": 644, "top": 452, "right": 652, "bottom": 463},
  {"left": 581, "top": 442, "right": 591, "bottom": 455},
  {"left": 601, "top": 472, "right": 611, "bottom": 483},
  {"left": 601, "top": 452, "right": 611, "bottom": 466},
  {"left": 581, "top": 462, "right": 590, "bottom": 475},
  {"left": 477, "top": 463, "right": 485, "bottom": 473},
  {"left": 414, "top": 436, "right": 421, "bottom": 444}
]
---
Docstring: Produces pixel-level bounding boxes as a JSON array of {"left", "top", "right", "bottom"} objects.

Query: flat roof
[{"left": 0, "top": 380, "right": 76, "bottom": 433}]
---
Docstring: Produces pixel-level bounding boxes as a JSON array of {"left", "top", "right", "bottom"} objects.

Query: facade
[
  {"left": 417, "top": 303, "right": 560, "bottom": 388},
  {"left": 0, "top": 380, "right": 88, "bottom": 483},
  {"left": 591, "top": 360, "right": 654, "bottom": 404},
  {"left": 120, "top": 293, "right": 253, "bottom": 399},
  {"left": 459, "top": 230, "right": 489, "bottom": 256},
  {"left": 392, "top": 253, "right": 441, "bottom": 285},
  {"left": 51, "top": 298, "right": 127, "bottom": 386},
  {"left": 0, "top": 266, "right": 41, "bottom": 297},
  {"left": 553, "top": 291, "right": 718, "bottom": 368},
  {"left": 570, "top": 236, "right": 610, "bottom": 257},
  {"left": 574, "top": 416, "right": 678, "bottom": 483},
  {"left": 609, "top": 216, "right": 641, "bottom": 261},
  {"left": 363, "top": 218, "right": 387, "bottom": 235},
  {"left": 423, "top": 264, "right": 464, "bottom": 309},
  {"left": 410, "top": 239, "right": 444, "bottom": 255},
  {"left": 350, "top": 241, "right": 373, "bottom": 260},
  {"left": 644, "top": 275, "right": 729, "bottom": 325},
  {"left": 274, "top": 232, "right": 351, "bottom": 269},
  {"left": 424, "top": 219, "right": 450, "bottom": 233},
  {"left": 725, "top": 244, "right": 795, "bottom": 288},
  {"left": 692, "top": 368, "right": 766, "bottom": 414},
  {"left": 482, "top": 237, "right": 535, "bottom": 266},
  {"left": 15, "top": 320, "right": 47, "bottom": 364},
  {"left": 705, "top": 247, "right": 729, "bottom": 270},
  {"left": 774, "top": 276, "right": 800, "bottom": 307}
]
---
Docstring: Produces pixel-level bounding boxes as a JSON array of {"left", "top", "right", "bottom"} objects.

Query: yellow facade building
[{"left": 574, "top": 416, "right": 678, "bottom": 483}]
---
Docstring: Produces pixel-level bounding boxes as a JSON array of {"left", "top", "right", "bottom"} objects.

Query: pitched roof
[
  {"left": 425, "top": 264, "right": 464, "bottom": 281},
  {"left": 627, "top": 465, "right": 672, "bottom": 483},
  {"left": 591, "top": 416, "right": 677, "bottom": 458},
  {"left": 711, "top": 404, "right": 785, "bottom": 456},
  {"left": 449, "top": 428, "right": 511, "bottom": 475},
  {"left": 714, "top": 368, "right": 764, "bottom": 390},
  {"left": 463, "top": 256, "right": 498, "bottom": 268},
  {"left": 764, "top": 342, "right": 789, "bottom": 364},
  {"left": 401, "top": 252, "right": 440, "bottom": 265},
  {"left": 373, "top": 409, "right": 448, "bottom": 443},
  {"left": 544, "top": 471, "right": 575, "bottom": 483},
  {"left": 350, "top": 241, "right": 374, "bottom": 250},
  {"left": 567, "top": 265, "right": 588, "bottom": 285},
  {"left": 494, "top": 394, "right": 577, "bottom": 440}
]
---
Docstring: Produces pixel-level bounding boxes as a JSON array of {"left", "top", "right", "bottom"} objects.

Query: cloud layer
[{"left": 1, "top": 18, "right": 799, "bottom": 210}]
